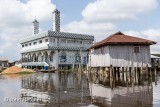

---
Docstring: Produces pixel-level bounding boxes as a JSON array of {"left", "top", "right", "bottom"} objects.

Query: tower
[
  {"left": 52, "top": 9, "right": 60, "bottom": 32},
  {"left": 32, "top": 19, "right": 39, "bottom": 35}
]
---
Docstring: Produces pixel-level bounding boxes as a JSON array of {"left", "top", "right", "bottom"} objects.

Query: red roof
[{"left": 91, "top": 31, "right": 156, "bottom": 49}]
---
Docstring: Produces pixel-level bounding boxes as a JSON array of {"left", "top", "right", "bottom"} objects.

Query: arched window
[
  {"left": 87, "top": 53, "right": 89, "bottom": 63},
  {"left": 50, "top": 51, "right": 54, "bottom": 62},
  {"left": 75, "top": 51, "right": 81, "bottom": 63},
  {"left": 60, "top": 51, "right": 67, "bottom": 62}
]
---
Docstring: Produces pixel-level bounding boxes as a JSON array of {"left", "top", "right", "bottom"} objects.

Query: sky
[{"left": 0, "top": 0, "right": 160, "bottom": 61}]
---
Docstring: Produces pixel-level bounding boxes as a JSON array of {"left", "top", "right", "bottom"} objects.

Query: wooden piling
[
  {"left": 122, "top": 67, "right": 124, "bottom": 81},
  {"left": 146, "top": 64, "right": 148, "bottom": 80},
  {"left": 126, "top": 67, "right": 128, "bottom": 83},
  {"left": 135, "top": 67, "right": 138, "bottom": 84},
  {"left": 155, "top": 67, "right": 157, "bottom": 86},
  {"left": 110, "top": 65, "right": 113, "bottom": 88}
]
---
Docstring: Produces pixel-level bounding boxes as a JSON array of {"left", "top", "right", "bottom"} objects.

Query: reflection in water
[
  {"left": 87, "top": 70, "right": 159, "bottom": 107},
  {"left": 21, "top": 72, "right": 91, "bottom": 107},
  {"left": 0, "top": 70, "right": 160, "bottom": 107}
]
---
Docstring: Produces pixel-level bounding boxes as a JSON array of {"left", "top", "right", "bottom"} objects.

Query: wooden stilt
[
  {"left": 126, "top": 67, "right": 128, "bottom": 83},
  {"left": 117, "top": 67, "right": 120, "bottom": 79},
  {"left": 110, "top": 65, "right": 113, "bottom": 89},
  {"left": 122, "top": 67, "right": 124, "bottom": 81},
  {"left": 155, "top": 67, "right": 157, "bottom": 86},
  {"left": 146, "top": 64, "right": 148, "bottom": 80},
  {"left": 115, "top": 67, "right": 118, "bottom": 80},
  {"left": 135, "top": 67, "right": 138, "bottom": 84}
]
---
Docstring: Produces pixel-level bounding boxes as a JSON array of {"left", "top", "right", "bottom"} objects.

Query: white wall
[
  {"left": 90, "top": 46, "right": 110, "bottom": 67},
  {"left": 109, "top": 45, "right": 151, "bottom": 67},
  {"left": 21, "top": 37, "right": 49, "bottom": 53},
  {"left": 90, "top": 45, "right": 151, "bottom": 67}
]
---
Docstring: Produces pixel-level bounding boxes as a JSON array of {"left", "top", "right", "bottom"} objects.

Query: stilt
[
  {"left": 149, "top": 67, "right": 152, "bottom": 84},
  {"left": 122, "top": 67, "right": 124, "bottom": 81},
  {"left": 146, "top": 64, "right": 148, "bottom": 80},
  {"left": 72, "top": 64, "right": 75, "bottom": 72},
  {"left": 125, "top": 67, "right": 128, "bottom": 83},
  {"left": 115, "top": 67, "right": 118, "bottom": 80},
  {"left": 110, "top": 65, "right": 113, "bottom": 89},
  {"left": 135, "top": 67, "right": 138, "bottom": 84},
  {"left": 117, "top": 67, "right": 120, "bottom": 79},
  {"left": 131, "top": 66, "right": 135, "bottom": 84},
  {"left": 155, "top": 67, "right": 157, "bottom": 86}
]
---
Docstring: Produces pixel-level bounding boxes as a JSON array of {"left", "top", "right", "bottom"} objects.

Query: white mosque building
[{"left": 20, "top": 9, "right": 94, "bottom": 70}]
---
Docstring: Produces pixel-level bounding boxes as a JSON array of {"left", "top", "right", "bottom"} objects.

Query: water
[{"left": 0, "top": 71, "right": 160, "bottom": 107}]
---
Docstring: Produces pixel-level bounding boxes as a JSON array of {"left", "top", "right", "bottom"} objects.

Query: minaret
[
  {"left": 32, "top": 19, "right": 39, "bottom": 35},
  {"left": 52, "top": 8, "right": 60, "bottom": 32}
]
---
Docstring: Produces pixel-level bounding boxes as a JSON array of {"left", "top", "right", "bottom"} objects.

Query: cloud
[
  {"left": 0, "top": 43, "right": 12, "bottom": 54},
  {"left": 62, "top": 21, "right": 117, "bottom": 41},
  {"left": 125, "top": 29, "right": 160, "bottom": 54},
  {"left": 0, "top": 0, "right": 56, "bottom": 61},
  {"left": 63, "top": 0, "right": 159, "bottom": 41},
  {"left": 82, "top": 0, "right": 159, "bottom": 23}
]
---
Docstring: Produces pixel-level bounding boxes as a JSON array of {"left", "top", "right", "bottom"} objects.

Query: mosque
[{"left": 20, "top": 9, "right": 94, "bottom": 70}]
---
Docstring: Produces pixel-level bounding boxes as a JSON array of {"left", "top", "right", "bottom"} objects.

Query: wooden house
[
  {"left": 0, "top": 58, "right": 9, "bottom": 70},
  {"left": 89, "top": 31, "right": 156, "bottom": 68}
]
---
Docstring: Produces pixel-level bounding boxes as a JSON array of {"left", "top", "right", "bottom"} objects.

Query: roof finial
[{"left": 115, "top": 31, "right": 123, "bottom": 35}]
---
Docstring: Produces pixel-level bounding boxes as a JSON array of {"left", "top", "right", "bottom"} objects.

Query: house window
[
  {"left": 134, "top": 46, "right": 140, "bottom": 53},
  {"left": 60, "top": 51, "right": 67, "bottom": 62},
  {"left": 101, "top": 47, "right": 104, "bottom": 54},
  {"left": 61, "top": 39, "right": 66, "bottom": 43},
  {"left": 22, "top": 45, "right": 24, "bottom": 47},
  {"left": 45, "top": 39, "right": 48, "bottom": 42},
  {"left": 39, "top": 40, "right": 42, "bottom": 44},
  {"left": 33, "top": 42, "right": 37, "bottom": 45},
  {"left": 29, "top": 43, "right": 31, "bottom": 46}
]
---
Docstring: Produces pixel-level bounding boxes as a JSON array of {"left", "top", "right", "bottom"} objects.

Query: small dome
[
  {"left": 53, "top": 8, "right": 60, "bottom": 14},
  {"left": 33, "top": 19, "right": 38, "bottom": 23}
]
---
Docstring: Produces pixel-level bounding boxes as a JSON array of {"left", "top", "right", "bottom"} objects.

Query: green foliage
[{"left": 15, "top": 71, "right": 34, "bottom": 74}]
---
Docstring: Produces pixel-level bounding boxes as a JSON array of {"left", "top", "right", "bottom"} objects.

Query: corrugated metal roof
[
  {"left": 90, "top": 31, "right": 156, "bottom": 49},
  {"left": 22, "top": 62, "right": 49, "bottom": 66}
]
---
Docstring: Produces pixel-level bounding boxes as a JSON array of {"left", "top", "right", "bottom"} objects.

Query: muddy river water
[{"left": 0, "top": 71, "right": 160, "bottom": 107}]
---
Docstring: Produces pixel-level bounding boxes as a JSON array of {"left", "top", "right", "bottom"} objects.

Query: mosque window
[
  {"left": 60, "top": 51, "right": 67, "bottom": 63},
  {"left": 75, "top": 40, "right": 82, "bottom": 44},
  {"left": 75, "top": 51, "right": 81, "bottom": 63},
  {"left": 25, "top": 44, "right": 28, "bottom": 47},
  {"left": 83, "top": 40, "right": 92, "bottom": 44},
  {"left": 33, "top": 42, "right": 37, "bottom": 45},
  {"left": 45, "top": 39, "right": 48, "bottom": 42},
  {"left": 61, "top": 39, "right": 66, "bottom": 43},
  {"left": 50, "top": 51, "right": 54, "bottom": 62},
  {"left": 50, "top": 38, "right": 55, "bottom": 42},
  {"left": 39, "top": 40, "right": 42, "bottom": 44},
  {"left": 67, "top": 39, "right": 74, "bottom": 43}
]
